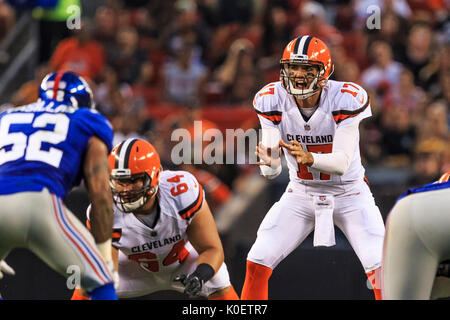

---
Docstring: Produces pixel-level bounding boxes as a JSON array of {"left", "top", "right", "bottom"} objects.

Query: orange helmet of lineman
[
  {"left": 108, "top": 138, "right": 161, "bottom": 212},
  {"left": 280, "top": 35, "right": 334, "bottom": 99}
]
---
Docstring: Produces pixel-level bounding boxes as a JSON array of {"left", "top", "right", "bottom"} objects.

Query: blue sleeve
[{"left": 76, "top": 109, "right": 114, "bottom": 152}]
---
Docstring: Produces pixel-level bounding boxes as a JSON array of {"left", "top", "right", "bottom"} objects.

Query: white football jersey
[
  {"left": 87, "top": 170, "right": 212, "bottom": 297},
  {"left": 254, "top": 80, "right": 371, "bottom": 192}
]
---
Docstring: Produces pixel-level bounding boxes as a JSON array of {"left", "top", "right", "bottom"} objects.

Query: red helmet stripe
[{"left": 52, "top": 71, "right": 64, "bottom": 99}]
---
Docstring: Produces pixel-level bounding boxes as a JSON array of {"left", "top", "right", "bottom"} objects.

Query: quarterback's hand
[
  {"left": 279, "top": 139, "right": 314, "bottom": 166},
  {"left": 174, "top": 274, "right": 203, "bottom": 298},
  {"left": 0, "top": 260, "right": 15, "bottom": 280},
  {"left": 256, "top": 142, "right": 281, "bottom": 168}
]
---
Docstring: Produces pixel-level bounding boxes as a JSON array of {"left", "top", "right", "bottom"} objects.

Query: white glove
[{"left": 0, "top": 260, "right": 15, "bottom": 280}]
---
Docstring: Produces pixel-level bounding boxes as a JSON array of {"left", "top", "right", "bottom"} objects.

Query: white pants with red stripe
[
  {"left": 247, "top": 180, "right": 385, "bottom": 272},
  {"left": 382, "top": 187, "right": 450, "bottom": 299},
  {"left": 0, "top": 189, "right": 112, "bottom": 292}
]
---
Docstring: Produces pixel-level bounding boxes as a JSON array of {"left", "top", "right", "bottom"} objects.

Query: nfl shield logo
[
  {"left": 304, "top": 124, "right": 311, "bottom": 131},
  {"left": 319, "top": 196, "right": 326, "bottom": 201}
]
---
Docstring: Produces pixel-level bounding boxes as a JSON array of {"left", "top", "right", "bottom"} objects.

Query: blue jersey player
[
  {"left": 0, "top": 71, "right": 117, "bottom": 300},
  {"left": 382, "top": 172, "right": 450, "bottom": 299}
]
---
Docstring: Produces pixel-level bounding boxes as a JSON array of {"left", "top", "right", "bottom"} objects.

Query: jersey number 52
[{"left": 0, "top": 113, "right": 69, "bottom": 167}]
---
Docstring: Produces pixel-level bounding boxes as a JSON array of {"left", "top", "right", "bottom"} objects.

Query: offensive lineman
[
  {"left": 382, "top": 172, "right": 450, "bottom": 300},
  {"left": 241, "top": 35, "right": 385, "bottom": 300},
  {"left": 0, "top": 71, "right": 117, "bottom": 299},
  {"left": 72, "top": 139, "right": 239, "bottom": 300}
]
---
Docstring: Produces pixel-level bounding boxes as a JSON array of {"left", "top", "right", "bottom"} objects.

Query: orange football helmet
[
  {"left": 280, "top": 35, "right": 334, "bottom": 99},
  {"left": 109, "top": 138, "right": 161, "bottom": 212}
]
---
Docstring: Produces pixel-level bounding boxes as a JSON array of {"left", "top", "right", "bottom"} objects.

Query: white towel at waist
[{"left": 312, "top": 194, "right": 336, "bottom": 247}]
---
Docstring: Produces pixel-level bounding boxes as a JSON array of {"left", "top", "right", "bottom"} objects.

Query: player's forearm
[
  {"left": 196, "top": 247, "right": 224, "bottom": 274},
  {"left": 86, "top": 165, "right": 114, "bottom": 243},
  {"left": 310, "top": 122, "right": 358, "bottom": 176},
  {"left": 84, "top": 136, "right": 114, "bottom": 243},
  {"left": 89, "top": 198, "right": 114, "bottom": 243},
  {"left": 310, "top": 151, "right": 351, "bottom": 176}
]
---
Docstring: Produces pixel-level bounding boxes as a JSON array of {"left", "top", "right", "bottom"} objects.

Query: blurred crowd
[{"left": 1, "top": 0, "right": 449, "bottom": 207}]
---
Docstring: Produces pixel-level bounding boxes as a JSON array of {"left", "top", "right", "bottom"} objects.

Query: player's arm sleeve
[
  {"left": 253, "top": 89, "right": 283, "bottom": 180},
  {"left": 310, "top": 117, "right": 359, "bottom": 176},
  {"left": 310, "top": 84, "right": 370, "bottom": 175},
  {"left": 258, "top": 117, "right": 282, "bottom": 179}
]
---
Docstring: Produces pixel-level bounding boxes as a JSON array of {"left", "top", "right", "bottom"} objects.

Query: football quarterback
[{"left": 242, "top": 35, "right": 385, "bottom": 300}]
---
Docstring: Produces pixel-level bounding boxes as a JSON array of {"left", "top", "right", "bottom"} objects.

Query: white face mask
[
  {"left": 280, "top": 64, "right": 321, "bottom": 99},
  {"left": 121, "top": 196, "right": 146, "bottom": 212},
  {"left": 114, "top": 185, "right": 158, "bottom": 213}
]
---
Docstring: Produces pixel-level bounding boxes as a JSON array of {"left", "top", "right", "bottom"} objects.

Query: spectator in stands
[
  {"left": 214, "top": 38, "right": 259, "bottom": 105},
  {"left": 50, "top": 18, "right": 105, "bottom": 80},
  {"left": 384, "top": 68, "right": 427, "bottom": 121},
  {"left": 397, "top": 22, "right": 434, "bottom": 89},
  {"left": 380, "top": 106, "right": 416, "bottom": 167},
  {"left": 426, "top": 45, "right": 450, "bottom": 103},
  {"left": 166, "top": 2, "right": 209, "bottom": 64},
  {"left": 161, "top": 39, "right": 207, "bottom": 107},
  {"left": 335, "top": 59, "right": 361, "bottom": 83},
  {"left": 132, "top": 59, "right": 161, "bottom": 105},
  {"left": 366, "top": 10, "right": 409, "bottom": 62},
  {"left": 95, "top": 67, "right": 126, "bottom": 120},
  {"left": 107, "top": 26, "right": 147, "bottom": 85},
  {"left": 259, "top": 5, "right": 291, "bottom": 82},
  {"left": 359, "top": 88, "right": 383, "bottom": 165},
  {"left": 417, "top": 101, "right": 449, "bottom": 141},
  {"left": 0, "top": 1, "right": 15, "bottom": 43},
  {"left": 354, "top": 0, "right": 412, "bottom": 28},
  {"left": 408, "top": 138, "right": 447, "bottom": 187},
  {"left": 293, "top": 1, "right": 343, "bottom": 46},
  {"left": 361, "top": 40, "right": 403, "bottom": 98},
  {"left": 93, "top": 6, "right": 119, "bottom": 52},
  {"left": 205, "top": 22, "right": 243, "bottom": 70}
]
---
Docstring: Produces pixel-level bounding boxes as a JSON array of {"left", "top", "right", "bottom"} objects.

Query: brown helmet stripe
[
  {"left": 293, "top": 36, "right": 302, "bottom": 55},
  {"left": 302, "top": 36, "right": 312, "bottom": 55},
  {"left": 123, "top": 138, "right": 138, "bottom": 169},
  {"left": 115, "top": 138, "right": 138, "bottom": 169},
  {"left": 114, "top": 141, "right": 125, "bottom": 169}
]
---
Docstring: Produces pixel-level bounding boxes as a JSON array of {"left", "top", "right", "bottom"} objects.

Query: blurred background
[{"left": 0, "top": 0, "right": 448, "bottom": 299}]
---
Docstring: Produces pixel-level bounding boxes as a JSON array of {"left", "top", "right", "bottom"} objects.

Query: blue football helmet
[{"left": 38, "top": 71, "right": 95, "bottom": 109}]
